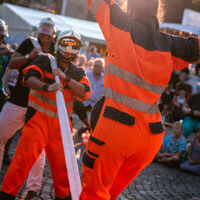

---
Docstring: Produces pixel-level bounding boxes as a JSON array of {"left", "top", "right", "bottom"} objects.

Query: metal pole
[{"left": 61, "top": 0, "right": 68, "bottom": 16}]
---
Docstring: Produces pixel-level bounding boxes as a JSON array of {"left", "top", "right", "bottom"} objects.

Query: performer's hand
[
  {"left": 29, "top": 48, "right": 42, "bottom": 60},
  {"left": 52, "top": 68, "right": 66, "bottom": 80},
  {"left": 48, "top": 83, "right": 63, "bottom": 92}
]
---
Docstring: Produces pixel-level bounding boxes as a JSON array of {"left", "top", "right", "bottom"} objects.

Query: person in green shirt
[{"left": 0, "top": 19, "right": 13, "bottom": 111}]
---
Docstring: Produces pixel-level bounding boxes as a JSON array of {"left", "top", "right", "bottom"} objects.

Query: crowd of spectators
[{"left": 157, "top": 64, "right": 200, "bottom": 175}]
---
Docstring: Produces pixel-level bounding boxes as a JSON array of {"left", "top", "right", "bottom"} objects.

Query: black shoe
[
  {"left": 0, "top": 191, "right": 15, "bottom": 200},
  {"left": 25, "top": 191, "right": 37, "bottom": 200}
]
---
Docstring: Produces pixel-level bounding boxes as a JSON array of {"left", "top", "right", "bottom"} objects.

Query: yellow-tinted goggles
[{"left": 58, "top": 37, "right": 81, "bottom": 54}]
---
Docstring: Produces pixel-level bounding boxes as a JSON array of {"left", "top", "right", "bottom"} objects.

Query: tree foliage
[{"left": 0, "top": 0, "right": 17, "bottom": 4}]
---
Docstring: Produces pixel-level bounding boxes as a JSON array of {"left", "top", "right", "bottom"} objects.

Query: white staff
[{"left": 50, "top": 56, "right": 82, "bottom": 200}]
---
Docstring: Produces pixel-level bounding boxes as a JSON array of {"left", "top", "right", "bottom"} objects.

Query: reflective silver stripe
[
  {"left": 105, "top": 63, "right": 166, "bottom": 95},
  {"left": 104, "top": 87, "right": 159, "bottom": 114},
  {"left": 91, "top": 0, "right": 102, "bottom": 16},
  {"left": 28, "top": 101, "right": 58, "bottom": 118},
  {"left": 30, "top": 90, "right": 73, "bottom": 108},
  {"left": 30, "top": 90, "right": 56, "bottom": 106}
]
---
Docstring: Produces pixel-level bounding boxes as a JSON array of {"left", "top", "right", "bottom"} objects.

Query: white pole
[
  {"left": 61, "top": 0, "right": 68, "bottom": 16},
  {"left": 50, "top": 56, "right": 82, "bottom": 200}
]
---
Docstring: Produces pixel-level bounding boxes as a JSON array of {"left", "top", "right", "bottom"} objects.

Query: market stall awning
[{"left": 0, "top": 3, "right": 105, "bottom": 44}]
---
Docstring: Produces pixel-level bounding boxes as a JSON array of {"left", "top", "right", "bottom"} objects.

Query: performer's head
[
  {"left": 37, "top": 18, "right": 57, "bottom": 47},
  {"left": 127, "top": 0, "right": 164, "bottom": 22},
  {"left": 55, "top": 29, "right": 82, "bottom": 68},
  {"left": 0, "top": 19, "right": 8, "bottom": 44}
]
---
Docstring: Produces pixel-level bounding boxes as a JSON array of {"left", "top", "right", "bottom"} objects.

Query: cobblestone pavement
[{"left": 1, "top": 128, "right": 200, "bottom": 200}]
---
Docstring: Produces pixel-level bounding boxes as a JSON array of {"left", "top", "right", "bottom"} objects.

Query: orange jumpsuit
[
  {"left": 80, "top": 1, "right": 200, "bottom": 200},
  {"left": 0, "top": 55, "right": 91, "bottom": 199}
]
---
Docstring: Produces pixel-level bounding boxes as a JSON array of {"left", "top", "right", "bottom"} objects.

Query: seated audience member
[
  {"left": 175, "top": 68, "right": 190, "bottom": 88},
  {"left": 159, "top": 103, "right": 170, "bottom": 124},
  {"left": 182, "top": 93, "right": 200, "bottom": 137},
  {"left": 168, "top": 70, "right": 180, "bottom": 91},
  {"left": 171, "top": 87, "right": 187, "bottom": 122},
  {"left": 157, "top": 122, "right": 187, "bottom": 165},
  {"left": 160, "top": 87, "right": 174, "bottom": 105},
  {"left": 180, "top": 128, "right": 200, "bottom": 175}
]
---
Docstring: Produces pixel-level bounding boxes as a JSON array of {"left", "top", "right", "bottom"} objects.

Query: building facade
[{"left": 65, "top": 0, "right": 89, "bottom": 20}]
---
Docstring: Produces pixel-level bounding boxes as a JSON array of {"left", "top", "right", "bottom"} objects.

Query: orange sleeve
[
  {"left": 79, "top": 76, "right": 92, "bottom": 102},
  {"left": 87, "top": 0, "right": 112, "bottom": 46},
  {"left": 22, "top": 65, "right": 44, "bottom": 77},
  {"left": 22, "top": 65, "right": 45, "bottom": 86}
]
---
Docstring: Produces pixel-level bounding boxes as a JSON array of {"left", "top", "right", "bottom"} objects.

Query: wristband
[{"left": 42, "top": 84, "right": 50, "bottom": 92}]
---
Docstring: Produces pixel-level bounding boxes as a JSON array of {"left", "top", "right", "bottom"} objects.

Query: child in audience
[
  {"left": 180, "top": 128, "right": 200, "bottom": 175},
  {"left": 157, "top": 121, "right": 187, "bottom": 166}
]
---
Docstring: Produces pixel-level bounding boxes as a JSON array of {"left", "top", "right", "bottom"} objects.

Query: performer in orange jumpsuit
[
  {"left": 80, "top": 0, "right": 200, "bottom": 199},
  {"left": 0, "top": 30, "right": 91, "bottom": 200}
]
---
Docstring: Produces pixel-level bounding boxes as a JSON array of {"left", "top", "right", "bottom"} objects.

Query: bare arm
[
  {"left": 67, "top": 79, "right": 85, "bottom": 98},
  {"left": 8, "top": 48, "right": 42, "bottom": 70},
  {"left": 8, "top": 52, "right": 29, "bottom": 69},
  {"left": 25, "top": 76, "right": 62, "bottom": 92}
]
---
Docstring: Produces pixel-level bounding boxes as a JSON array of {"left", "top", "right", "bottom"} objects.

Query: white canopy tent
[{"left": 0, "top": 3, "right": 105, "bottom": 44}]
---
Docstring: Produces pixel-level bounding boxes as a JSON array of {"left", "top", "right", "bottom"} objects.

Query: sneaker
[{"left": 25, "top": 191, "right": 37, "bottom": 200}]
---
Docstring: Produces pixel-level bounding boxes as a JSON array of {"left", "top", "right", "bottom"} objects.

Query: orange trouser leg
[
  {"left": 45, "top": 118, "right": 70, "bottom": 198},
  {"left": 109, "top": 130, "right": 164, "bottom": 200},
  {"left": 1, "top": 112, "right": 47, "bottom": 196},
  {"left": 109, "top": 155, "right": 143, "bottom": 200},
  {"left": 80, "top": 113, "right": 164, "bottom": 200},
  {"left": 80, "top": 143, "right": 125, "bottom": 200}
]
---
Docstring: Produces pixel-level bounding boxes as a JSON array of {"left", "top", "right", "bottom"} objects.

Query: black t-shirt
[
  {"left": 8, "top": 38, "right": 34, "bottom": 107},
  {"left": 8, "top": 38, "right": 54, "bottom": 107},
  {"left": 188, "top": 93, "right": 200, "bottom": 121}
]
